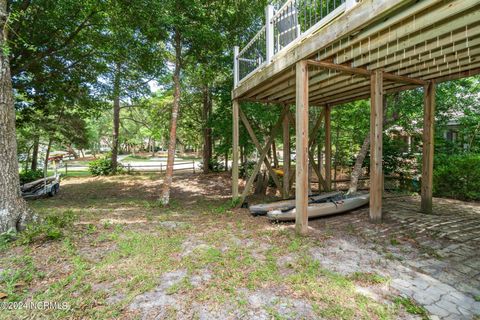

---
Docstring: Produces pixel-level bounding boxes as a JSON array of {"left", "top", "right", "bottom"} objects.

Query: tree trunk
[
  {"left": 31, "top": 135, "right": 39, "bottom": 171},
  {"left": 111, "top": 64, "right": 121, "bottom": 174},
  {"left": 161, "top": 29, "right": 182, "bottom": 205},
  {"left": 24, "top": 144, "right": 32, "bottom": 172},
  {"left": 202, "top": 85, "right": 212, "bottom": 173},
  {"left": 317, "top": 141, "right": 322, "bottom": 191},
  {"left": 0, "top": 1, "right": 33, "bottom": 233},
  {"left": 224, "top": 150, "right": 228, "bottom": 171},
  {"left": 68, "top": 144, "right": 78, "bottom": 159},
  {"left": 272, "top": 139, "right": 279, "bottom": 168},
  {"left": 347, "top": 135, "right": 370, "bottom": 194},
  {"left": 333, "top": 124, "right": 340, "bottom": 189},
  {"left": 44, "top": 137, "right": 52, "bottom": 175},
  {"left": 348, "top": 95, "right": 396, "bottom": 193}
]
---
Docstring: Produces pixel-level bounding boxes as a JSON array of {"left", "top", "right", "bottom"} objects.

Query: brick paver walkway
[{"left": 309, "top": 195, "right": 480, "bottom": 319}]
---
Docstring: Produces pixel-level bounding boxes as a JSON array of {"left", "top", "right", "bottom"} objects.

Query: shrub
[
  {"left": 88, "top": 155, "right": 123, "bottom": 176},
  {"left": 199, "top": 158, "right": 225, "bottom": 173},
  {"left": 19, "top": 169, "right": 44, "bottom": 185},
  {"left": 18, "top": 210, "right": 76, "bottom": 244},
  {"left": 433, "top": 153, "right": 480, "bottom": 201}
]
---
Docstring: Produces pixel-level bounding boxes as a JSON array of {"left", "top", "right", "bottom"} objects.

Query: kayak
[
  {"left": 249, "top": 191, "right": 342, "bottom": 216},
  {"left": 267, "top": 192, "right": 370, "bottom": 221}
]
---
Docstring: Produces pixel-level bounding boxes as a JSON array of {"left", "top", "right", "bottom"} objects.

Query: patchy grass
[
  {"left": 0, "top": 174, "right": 410, "bottom": 319},
  {"left": 348, "top": 272, "right": 389, "bottom": 285},
  {"left": 393, "top": 297, "right": 430, "bottom": 319}
]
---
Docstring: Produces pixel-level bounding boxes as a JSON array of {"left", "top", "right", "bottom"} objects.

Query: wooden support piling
[
  {"left": 421, "top": 81, "right": 435, "bottom": 214},
  {"left": 370, "top": 70, "right": 384, "bottom": 221},
  {"left": 324, "top": 105, "right": 332, "bottom": 191},
  {"left": 295, "top": 61, "right": 309, "bottom": 235},
  {"left": 232, "top": 99, "right": 239, "bottom": 198},
  {"left": 282, "top": 108, "right": 290, "bottom": 199}
]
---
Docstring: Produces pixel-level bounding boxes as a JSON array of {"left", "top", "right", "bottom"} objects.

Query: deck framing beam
[
  {"left": 306, "top": 60, "right": 427, "bottom": 85},
  {"left": 295, "top": 61, "right": 309, "bottom": 235}
]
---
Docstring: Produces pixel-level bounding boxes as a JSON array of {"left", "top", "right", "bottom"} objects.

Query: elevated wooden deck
[
  {"left": 231, "top": 0, "right": 480, "bottom": 235},
  {"left": 233, "top": 0, "right": 480, "bottom": 105}
]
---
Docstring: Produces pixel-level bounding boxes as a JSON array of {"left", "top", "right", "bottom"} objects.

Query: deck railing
[
  {"left": 235, "top": 0, "right": 356, "bottom": 86},
  {"left": 237, "top": 26, "right": 267, "bottom": 82}
]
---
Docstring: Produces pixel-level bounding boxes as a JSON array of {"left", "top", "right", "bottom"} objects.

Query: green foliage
[
  {"left": 433, "top": 154, "right": 480, "bottom": 201},
  {"left": 88, "top": 155, "right": 123, "bottom": 176},
  {"left": 18, "top": 211, "right": 77, "bottom": 245},
  {"left": 19, "top": 169, "right": 44, "bottom": 184},
  {"left": 240, "top": 160, "right": 256, "bottom": 179},
  {"left": 0, "top": 229, "right": 17, "bottom": 250}
]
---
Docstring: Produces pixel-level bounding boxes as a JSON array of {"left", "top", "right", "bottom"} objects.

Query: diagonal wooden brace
[
  {"left": 308, "top": 109, "right": 325, "bottom": 149},
  {"left": 239, "top": 106, "right": 289, "bottom": 203},
  {"left": 239, "top": 108, "right": 283, "bottom": 196},
  {"left": 308, "top": 150, "right": 327, "bottom": 190},
  {"left": 288, "top": 108, "right": 328, "bottom": 191}
]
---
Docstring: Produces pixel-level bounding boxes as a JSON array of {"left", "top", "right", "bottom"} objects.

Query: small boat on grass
[
  {"left": 267, "top": 192, "right": 370, "bottom": 221},
  {"left": 21, "top": 175, "right": 60, "bottom": 199},
  {"left": 249, "top": 191, "right": 342, "bottom": 216}
]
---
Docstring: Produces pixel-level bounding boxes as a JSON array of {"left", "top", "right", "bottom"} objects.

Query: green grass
[
  {"left": 1, "top": 175, "right": 407, "bottom": 319},
  {"left": 348, "top": 272, "right": 389, "bottom": 285},
  {"left": 393, "top": 297, "right": 430, "bottom": 319},
  {"left": 122, "top": 155, "right": 152, "bottom": 161},
  {"left": 45, "top": 169, "right": 91, "bottom": 178}
]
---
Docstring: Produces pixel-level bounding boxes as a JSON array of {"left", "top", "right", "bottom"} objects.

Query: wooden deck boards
[{"left": 232, "top": 0, "right": 480, "bottom": 106}]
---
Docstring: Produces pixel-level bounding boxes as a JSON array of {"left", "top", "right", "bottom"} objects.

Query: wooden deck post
[
  {"left": 232, "top": 99, "right": 239, "bottom": 198},
  {"left": 370, "top": 70, "right": 384, "bottom": 221},
  {"left": 295, "top": 61, "right": 309, "bottom": 235},
  {"left": 421, "top": 81, "right": 435, "bottom": 214},
  {"left": 283, "top": 107, "right": 290, "bottom": 199},
  {"left": 324, "top": 104, "right": 332, "bottom": 191},
  {"left": 317, "top": 144, "right": 322, "bottom": 191}
]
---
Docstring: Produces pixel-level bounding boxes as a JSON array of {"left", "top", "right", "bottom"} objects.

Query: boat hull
[{"left": 267, "top": 193, "right": 370, "bottom": 221}]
